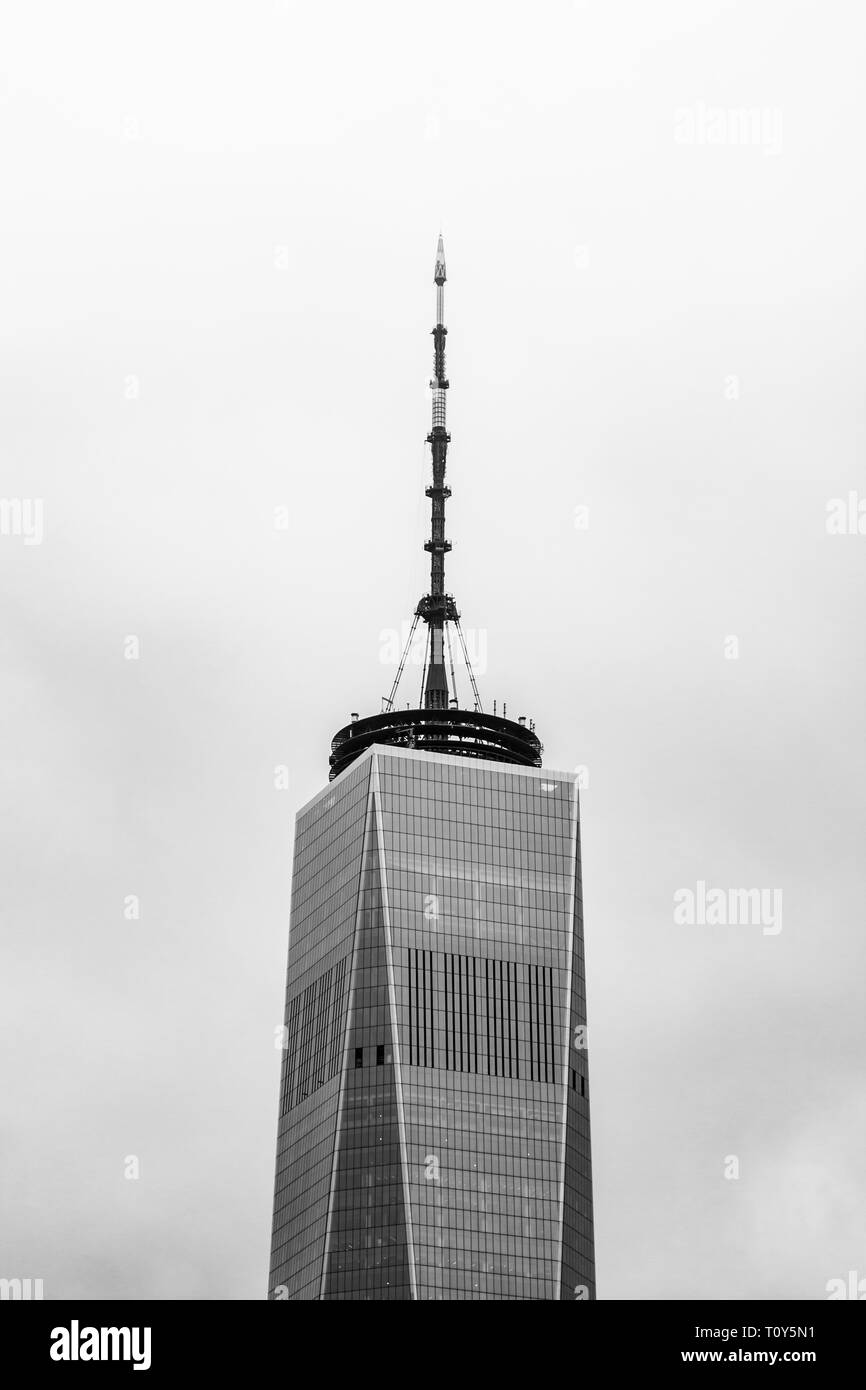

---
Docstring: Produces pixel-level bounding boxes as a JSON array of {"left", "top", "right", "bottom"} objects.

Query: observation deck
[{"left": 329, "top": 707, "right": 543, "bottom": 782}]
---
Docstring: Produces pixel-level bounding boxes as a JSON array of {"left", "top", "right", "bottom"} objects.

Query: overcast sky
[{"left": 1, "top": 0, "right": 864, "bottom": 1300}]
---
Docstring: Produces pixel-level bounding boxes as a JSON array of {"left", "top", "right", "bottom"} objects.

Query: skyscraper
[{"left": 269, "top": 239, "right": 595, "bottom": 1300}]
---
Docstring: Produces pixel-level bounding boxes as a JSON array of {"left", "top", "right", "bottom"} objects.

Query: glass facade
[{"left": 269, "top": 745, "right": 595, "bottom": 1300}]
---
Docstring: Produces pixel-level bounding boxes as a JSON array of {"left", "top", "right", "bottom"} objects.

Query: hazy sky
[{"left": 1, "top": 0, "right": 864, "bottom": 1299}]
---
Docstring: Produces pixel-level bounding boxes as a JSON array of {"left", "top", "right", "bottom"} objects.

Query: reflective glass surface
[{"left": 269, "top": 747, "right": 595, "bottom": 1300}]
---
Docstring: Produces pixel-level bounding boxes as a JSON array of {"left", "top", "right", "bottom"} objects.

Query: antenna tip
[{"left": 434, "top": 234, "right": 446, "bottom": 284}]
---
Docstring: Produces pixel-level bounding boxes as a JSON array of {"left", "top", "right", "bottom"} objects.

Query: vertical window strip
[
  {"left": 500, "top": 959, "right": 506, "bottom": 1078},
  {"left": 530, "top": 961, "right": 539, "bottom": 1078},
  {"left": 328, "top": 963, "right": 338, "bottom": 1080},
  {"left": 328, "top": 958, "right": 346, "bottom": 1080},
  {"left": 453, "top": 956, "right": 461, "bottom": 1073},
  {"left": 278, "top": 1001, "right": 290, "bottom": 1117},
  {"left": 550, "top": 968, "right": 556, "bottom": 1080},
  {"left": 538, "top": 965, "right": 545, "bottom": 1082},
  {"left": 444, "top": 952, "right": 450, "bottom": 1071},
  {"left": 505, "top": 961, "right": 513, "bottom": 1079},
  {"left": 415, "top": 947, "right": 421, "bottom": 1068},
  {"left": 417, "top": 948, "right": 423, "bottom": 1067},
  {"left": 486, "top": 959, "right": 492, "bottom": 1077},
  {"left": 492, "top": 961, "right": 497, "bottom": 1078},
  {"left": 281, "top": 993, "right": 302, "bottom": 1116},
  {"left": 506, "top": 963, "right": 511, "bottom": 1077},
  {"left": 312, "top": 970, "right": 323, "bottom": 1085},
  {"left": 537, "top": 965, "right": 543, "bottom": 1081},
  {"left": 546, "top": 967, "right": 555, "bottom": 1082},
  {"left": 427, "top": 950, "right": 435, "bottom": 1068},
  {"left": 295, "top": 981, "right": 316, "bottom": 1105},
  {"left": 537, "top": 965, "right": 545, "bottom": 1083},
  {"left": 306, "top": 978, "right": 319, "bottom": 1096},
  {"left": 499, "top": 960, "right": 505, "bottom": 1078},
  {"left": 452, "top": 953, "right": 458, "bottom": 1071},
  {"left": 407, "top": 949, "right": 413, "bottom": 1067},
  {"left": 528, "top": 964, "right": 536, "bottom": 1082},
  {"left": 512, "top": 963, "right": 520, "bottom": 1080},
  {"left": 462, "top": 955, "right": 469, "bottom": 1074},
  {"left": 280, "top": 996, "right": 292, "bottom": 1116},
  {"left": 457, "top": 955, "right": 463, "bottom": 1073},
  {"left": 472, "top": 956, "right": 478, "bottom": 1074},
  {"left": 421, "top": 949, "right": 428, "bottom": 1068},
  {"left": 493, "top": 959, "right": 499, "bottom": 1078},
  {"left": 541, "top": 965, "right": 549, "bottom": 1082},
  {"left": 294, "top": 983, "right": 308, "bottom": 1105},
  {"left": 535, "top": 965, "right": 542, "bottom": 1081},
  {"left": 459, "top": 953, "right": 464, "bottom": 1071},
  {"left": 315, "top": 967, "right": 333, "bottom": 1086},
  {"left": 492, "top": 959, "right": 500, "bottom": 1077},
  {"left": 496, "top": 958, "right": 501, "bottom": 1077},
  {"left": 295, "top": 985, "right": 307, "bottom": 1107}
]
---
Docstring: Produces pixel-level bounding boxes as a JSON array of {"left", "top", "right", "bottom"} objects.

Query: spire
[
  {"left": 419, "top": 234, "right": 454, "bottom": 710},
  {"left": 328, "top": 236, "right": 544, "bottom": 781},
  {"left": 434, "top": 233, "right": 446, "bottom": 285}
]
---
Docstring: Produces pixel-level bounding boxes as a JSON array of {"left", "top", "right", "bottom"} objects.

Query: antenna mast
[
  {"left": 416, "top": 233, "right": 458, "bottom": 710},
  {"left": 327, "top": 236, "right": 544, "bottom": 781}
]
